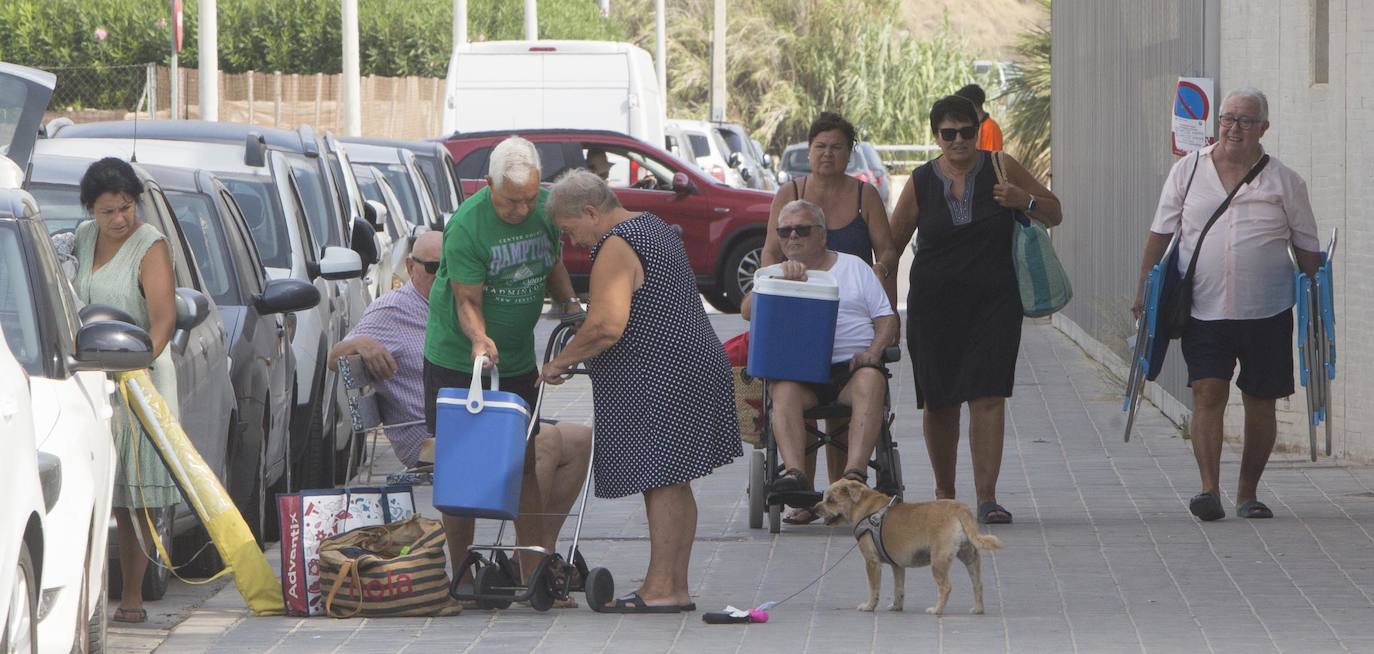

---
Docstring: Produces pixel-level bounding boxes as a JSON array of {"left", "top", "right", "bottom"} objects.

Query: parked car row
[
  {"left": 777, "top": 139, "right": 893, "bottom": 206},
  {"left": 2, "top": 62, "right": 454, "bottom": 650}
]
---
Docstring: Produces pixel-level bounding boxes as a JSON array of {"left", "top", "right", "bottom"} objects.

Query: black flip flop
[
  {"left": 977, "top": 501, "right": 1012, "bottom": 525},
  {"left": 1189, "top": 492, "right": 1225, "bottom": 521},
  {"left": 1236, "top": 500, "right": 1273, "bottom": 519},
  {"left": 679, "top": 602, "right": 697, "bottom": 612},
  {"left": 603, "top": 592, "right": 681, "bottom": 614}
]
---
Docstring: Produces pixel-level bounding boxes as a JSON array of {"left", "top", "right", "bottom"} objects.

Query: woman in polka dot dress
[{"left": 542, "top": 170, "right": 741, "bottom": 614}]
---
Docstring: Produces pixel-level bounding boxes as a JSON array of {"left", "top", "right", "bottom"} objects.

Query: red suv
[{"left": 441, "top": 129, "right": 772, "bottom": 312}]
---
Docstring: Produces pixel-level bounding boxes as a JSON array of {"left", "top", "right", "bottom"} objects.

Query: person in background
[
  {"left": 956, "top": 83, "right": 1005, "bottom": 152},
  {"left": 72, "top": 158, "right": 179, "bottom": 624},
  {"left": 1132, "top": 87, "right": 1321, "bottom": 522},
  {"left": 890, "top": 95, "right": 1062, "bottom": 525},
  {"left": 423, "top": 136, "right": 591, "bottom": 599},
  {"left": 586, "top": 148, "right": 613, "bottom": 181},
  {"left": 760, "top": 111, "right": 898, "bottom": 523},
  {"left": 541, "top": 170, "right": 741, "bottom": 613}
]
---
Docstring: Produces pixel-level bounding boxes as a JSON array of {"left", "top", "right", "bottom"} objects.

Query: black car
[{"left": 143, "top": 164, "right": 320, "bottom": 541}]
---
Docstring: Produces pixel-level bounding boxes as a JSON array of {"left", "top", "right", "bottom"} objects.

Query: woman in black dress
[
  {"left": 890, "top": 96, "right": 1062, "bottom": 524},
  {"left": 542, "top": 170, "right": 741, "bottom": 613}
]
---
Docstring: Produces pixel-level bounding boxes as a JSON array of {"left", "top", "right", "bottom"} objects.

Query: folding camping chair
[{"left": 338, "top": 354, "right": 427, "bottom": 483}]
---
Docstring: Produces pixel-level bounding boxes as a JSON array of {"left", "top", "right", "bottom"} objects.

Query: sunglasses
[
  {"left": 411, "top": 257, "right": 440, "bottom": 274},
  {"left": 937, "top": 126, "right": 978, "bottom": 142},
  {"left": 776, "top": 225, "right": 815, "bottom": 239}
]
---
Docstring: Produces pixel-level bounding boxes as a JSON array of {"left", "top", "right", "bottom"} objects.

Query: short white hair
[
  {"left": 489, "top": 136, "right": 541, "bottom": 189},
  {"left": 547, "top": 169, "right": 620, "bottom": 219},
  {"left": 1223, "top": 87, "right": 1269, "bottom": 122},
  {"left": 780, "top": 199, "right": 825, "bottom": 227}
]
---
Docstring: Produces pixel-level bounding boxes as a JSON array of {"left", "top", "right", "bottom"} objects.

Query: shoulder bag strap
[
  {"left": 855, "top": 178, "right": 864, "bottom": 218},
  {"left": 1181, "top": 154, "right": 1271, "bottom": 281}
]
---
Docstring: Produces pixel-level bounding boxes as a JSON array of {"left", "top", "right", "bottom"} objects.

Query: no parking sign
[{"left": 1171, "top": 77, "right": 1215, "bottom": 156}]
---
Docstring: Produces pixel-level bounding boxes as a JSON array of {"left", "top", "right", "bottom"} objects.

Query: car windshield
[
  {"left": 218, "top": 176, "right": 294, "bottom": 270},
  {"left": 283, "top": 153, "right": 340, "bottom": 250},
  {"left": 716, "top": 127, "right": 746, "bottom": 154},
  {"left": 377, "top": 164, "right": 427, "bottom": 227},
  {"left": 0, "top": 224, "right": 41, "bottom": 375},
  {"left": 165, "top": 191, "right": 238, "bottom": 306}
]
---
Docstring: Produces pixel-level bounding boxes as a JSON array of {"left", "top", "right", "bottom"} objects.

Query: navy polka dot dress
[{"left": 586, "top": 213, "right": 742, "bottom": 499}]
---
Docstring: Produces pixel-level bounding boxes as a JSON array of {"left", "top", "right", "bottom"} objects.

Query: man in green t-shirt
[{"left": 423, "top": 136, "right": 589, "bottom": 594}]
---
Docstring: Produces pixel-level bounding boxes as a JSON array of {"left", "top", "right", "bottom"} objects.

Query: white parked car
[
  {"left": 666, "top": 118, "right": 746, "bottom": 188},
  {"left": 0, "top": 321, "right": 45, "bottom": 654}
]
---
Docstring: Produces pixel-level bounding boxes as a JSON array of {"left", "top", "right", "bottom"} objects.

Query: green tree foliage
[{"left": 1003, "top": 0, "right": 1051, "bottom": 177}]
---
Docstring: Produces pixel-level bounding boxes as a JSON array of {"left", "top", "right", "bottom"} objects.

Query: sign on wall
[{"left": 1171, "top": 77, "right": 1215, "bottom": 155}]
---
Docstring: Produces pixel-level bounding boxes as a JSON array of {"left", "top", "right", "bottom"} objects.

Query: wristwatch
[{"left": 1026, "top": 196, "right": 1038, "bottom": 213}]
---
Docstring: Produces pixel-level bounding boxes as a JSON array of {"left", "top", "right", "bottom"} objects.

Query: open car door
[{"left": 0, "top": 62, "right": 56, "bottom": 186}]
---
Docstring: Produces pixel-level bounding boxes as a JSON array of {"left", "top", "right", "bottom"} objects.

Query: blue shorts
[{"left": 1181, "top": 309, "right": 1294, "bottom": 400}]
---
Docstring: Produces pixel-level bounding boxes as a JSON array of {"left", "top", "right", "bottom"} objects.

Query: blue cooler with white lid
[
  {"left": 434, "top": 358, "right": 533, "bottom": 520},
  {"left": 747, "top": 264, "right": 840, "bottom": 383}
]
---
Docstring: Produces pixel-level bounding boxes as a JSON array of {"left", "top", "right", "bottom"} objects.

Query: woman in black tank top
[{"left": 889, "top": 96, "right": 1063, "bottom": 526}]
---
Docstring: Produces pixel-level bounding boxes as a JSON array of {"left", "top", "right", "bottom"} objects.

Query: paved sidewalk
[{"left": 148, "top": 317, "right": 1374, "bottom": 653}]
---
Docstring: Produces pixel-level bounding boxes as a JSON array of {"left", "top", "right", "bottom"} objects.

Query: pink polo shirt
[{"left": 1149, "top": 144, "right": 1320, "bottom": 321}]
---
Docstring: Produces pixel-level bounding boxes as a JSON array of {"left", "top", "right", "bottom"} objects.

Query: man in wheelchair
[{"left": 741, "top": 200, "right": 899, "bottom": 496}]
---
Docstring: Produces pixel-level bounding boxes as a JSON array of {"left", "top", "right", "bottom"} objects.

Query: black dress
[
  {"left": 907, "top": 152, "right": 1022, "bottom": 409},
  {"left": 586, "top": 213, "right": 742, "bottom": 498}
]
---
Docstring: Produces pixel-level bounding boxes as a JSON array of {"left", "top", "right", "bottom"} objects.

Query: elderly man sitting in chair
[{"left": 742, "top": 199, "right": 899, "bottom": 496}]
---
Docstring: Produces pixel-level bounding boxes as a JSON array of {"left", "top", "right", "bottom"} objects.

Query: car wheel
[
  {"left": 298, "top": 376, "right": 332, "bottom": 490},
  {"left": 78, "top": 543, "right": 109, "bottom": 654},
  {"left": 227, "top": 405, "right": 268, "bottom": 545},
  {"left": 720, "top": 235, "right": 764, "bottom": 312},
  {"left": 3, "top": 542, "right": 38, "bottom": 654},
  {"left": 109, "top": 505, "right": 175, "bottom": 602}
]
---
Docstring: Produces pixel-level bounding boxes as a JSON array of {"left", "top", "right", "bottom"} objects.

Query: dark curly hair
[
  {"left": 807, "top": 111, "right": 857, "bottom": 149},
  {"left": 79, "top": 157, "right": 144, "bottom": 210},
  {"left": 955, "top": 83, "right": 987, "bottom": 107},
  {"left": 928, "top": 95, "right": 980, "bottom": 136}
]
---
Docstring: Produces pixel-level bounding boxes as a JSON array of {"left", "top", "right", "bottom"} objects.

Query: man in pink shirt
[{"left": 1133, "top": 87, "right": 1322, "bottom": 522}]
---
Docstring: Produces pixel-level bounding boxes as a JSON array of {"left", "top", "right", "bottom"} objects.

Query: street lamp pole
[
  {"left": 198, "top": 0, "right": 218, "bottom": 120},
  {"left": 709, "top": 0, "right": 725, "bottom": 122},
  {"left": 453, "top": 0, "right": 467, "bottom": 47},
  {"left": 342, "top": 0, "right": 361, "bottom": 136},
  {"left": 655, "top": 0, "right": 666, "bottom": 102},
  {"left": 525, "top": 0, "right": 537, "bottom": 40}
]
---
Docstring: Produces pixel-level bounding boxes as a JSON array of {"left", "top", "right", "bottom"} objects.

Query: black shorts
[
  {"left": 802, "top": 363, "right": 856, "bottom": 407},
  {"left": 1181, "top": 309, "right": 1294, "bottom": 400},
  {"left": 423, "top": 358, "right": 541, "bottom": 436}
]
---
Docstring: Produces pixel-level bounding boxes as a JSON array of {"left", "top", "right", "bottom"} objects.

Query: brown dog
[{"left": 812, "top": 480, "right": 1004, "bottom": 615}]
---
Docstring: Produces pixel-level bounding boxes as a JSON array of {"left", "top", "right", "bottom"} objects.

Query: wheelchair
[{"left": 746, "top": 346, "right": 905, "bottom": 533}]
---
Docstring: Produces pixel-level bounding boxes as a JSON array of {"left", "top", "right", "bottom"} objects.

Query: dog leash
[{"left": 703, "top": 540, "right": 860, "bottom": 624}]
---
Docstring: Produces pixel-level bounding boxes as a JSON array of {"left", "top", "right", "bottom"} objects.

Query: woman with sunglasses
[
  {"left": 890, "top": 95, "right": 1062, "bottom": 525},
  {"left": 760, "top": 112, "right": 899, "bottom": 524}
]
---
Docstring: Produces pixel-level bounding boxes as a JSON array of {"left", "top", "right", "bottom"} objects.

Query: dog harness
[{"left": 852, "top": 495, "right": 900, "bottom": 566}]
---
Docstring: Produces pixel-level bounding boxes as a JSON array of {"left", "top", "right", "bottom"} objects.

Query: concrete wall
[{"left": 1050, "top": 0, "right": 1373, "bottom": 460}]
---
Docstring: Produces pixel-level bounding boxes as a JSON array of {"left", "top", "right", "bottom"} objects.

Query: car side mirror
[
  {"left": 174, "top": 288, "right": 211, "bottom": 332},
  {"left": 728, "top": 152, "right": 743, "bottom": 169},
  {"left": 363, "top": 199, "right": 387, "bottom": 232},
  {"left": 740, "top": 167, "right": 753, "bottom": 183},
  {"left": 72, "top": 320, "right": 154, "bottom": 372},
  {"left": 350, "top": 217, "right": 381, "bottom": 266},
  {"left": 320, "top": 245, "right": 365, "bottom": 281},
  {"left": 762, "top": 153, "right": 774, "bottom": 169},
  {"left": 79, "top": 303, "right": 137, "bottom": 326},
  {"left": 672, "top": 172, "right": 695, "bottom": 196},
  {"left": 255, "top": 278, "right": 321, "bottom": 315}
]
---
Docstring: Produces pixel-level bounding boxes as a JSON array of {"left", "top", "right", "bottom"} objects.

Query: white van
[{"left": 442, "top": 40, "right": 665, "bottom": 146}]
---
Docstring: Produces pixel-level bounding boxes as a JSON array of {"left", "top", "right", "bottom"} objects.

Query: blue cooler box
[
  {"left": 747, "top": 265, "right": 839, "bottom": 383},
  {"left": 433, "top": 378, "right": 531, "bottom": 520}
]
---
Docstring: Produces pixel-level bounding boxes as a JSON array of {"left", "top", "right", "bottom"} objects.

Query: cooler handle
[
  {"left": 753, "top": 263, "right": 838, "bottom": 286},
  {"left": 466, "top": 356, "right": 501, "bottom": 414}
]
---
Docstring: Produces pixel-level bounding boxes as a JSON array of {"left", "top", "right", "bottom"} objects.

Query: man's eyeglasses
[
  {"left": 937, "top": 126, "right": 979, "bottom": 142},
  {"left": 1218, "top": 114, "right": 1260, "bottom": 129},
  {"left": 411, "top": 257, "right": 440, "bottom": 274},
  {"left": 776, "top": 225, "right": 815, "bottom": 239}
]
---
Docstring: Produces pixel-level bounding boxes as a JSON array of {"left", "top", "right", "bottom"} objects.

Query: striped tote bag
[{"left": 318, "top": 516, "right": 461, "bottom": 617}]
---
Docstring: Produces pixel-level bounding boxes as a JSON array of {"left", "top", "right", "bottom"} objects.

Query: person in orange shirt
[{"left": 957, "top": 83, "right": 1004, "bottom": 152}]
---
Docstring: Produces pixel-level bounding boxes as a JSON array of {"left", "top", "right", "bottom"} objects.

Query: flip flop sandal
[
  {"left": 782, "top": 507, "right": 820, "bottom": 525},
  {"left": 1236, "top": 500, "right": 1273, "bottom": 519},
  {"left": 112, "top": 607, "right": 147, "bottom": 623},
  {"left": 771, "top": 468, "right": 809, "bottom": 493},
  {"left": 977, "top": 501, "right": 1013, "bottom": 525},
  {"left": 1189, "top": 492, "right": 1225, "bottom": 521},
  {"left": 602, "top": 592, "right": 681, "bottom": 614}
]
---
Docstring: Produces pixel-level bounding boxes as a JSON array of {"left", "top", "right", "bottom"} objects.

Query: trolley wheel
[
  {"left": 768, "top": 504, "right": 781, "bottom": 534},
  {"left": 748, "top": 449, "right": 766, "bottom": 529},
  {"left": 529, "top": 566, "right": 556, "bottom": 612},
  {"left": 585, "top": 567, "right": 615, "bottom": 613},
  {"left": 474, "top": 563, "right": 514, "bottom": 610}
]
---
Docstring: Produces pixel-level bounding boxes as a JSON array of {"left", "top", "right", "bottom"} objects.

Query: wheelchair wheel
[
  {"left": 585, "top": 567, "right": 615, "bottom": 612},
  {"left": 529, "top": 566, "right": 556, "bottom": 612},
  {"left": 877, "top": 448, "right": 904, "bottom": 498},
  {"left": 768, "top": 504, "right": 781, "bottom": 534},
  {"left": 748, "top": 450, "right": 765, "bottom": 529}
]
